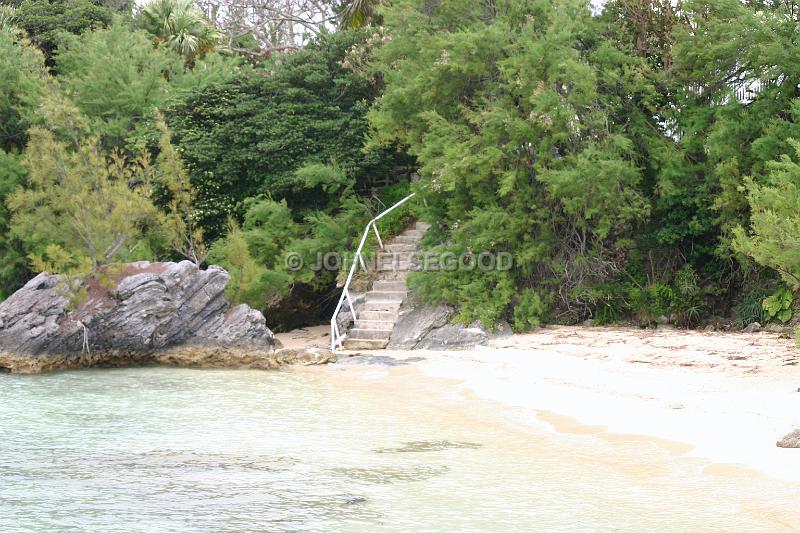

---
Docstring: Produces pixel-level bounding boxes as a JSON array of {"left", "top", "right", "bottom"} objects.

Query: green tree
[
  {"left": 207, "top": 219, "right": 274, "bottom": 309},
  {"left": 153, "top": 116, "right": 207, "bottom": 266},
  {"left": 135, "top": 0, "right": 220, "bottom": 60},
  {"left": 56, "top": 23, "right": 184, "bottom": 146},
  {"left": 338, "top": 0, "right": 380, "bottom": 29},
  {"left": 13, "top": 0, "right": 116, "bottom": 61},
  {"left": 0, "top": 151, "right": 31, "bottom": 298},
  {"left": 166, "top": 30, "right": 403, "bottom": 239},
  {"left": 0, "top": 28, "right": 47, "bottom": 152},
  {"left": 8, "top": 96, "right": 158, "bottom": 274},
  {"left": 734, "top": 141, "right": 800, "bottom": 289},
  {"left": 370, "top": 0, "right": 653, "bottom": 326}
]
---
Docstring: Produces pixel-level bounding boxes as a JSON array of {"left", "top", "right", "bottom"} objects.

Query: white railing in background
[{"left": 330, "top": 193, "right": 416, "bottom": 351}]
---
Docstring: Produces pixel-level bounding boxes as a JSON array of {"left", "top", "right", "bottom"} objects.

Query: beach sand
[{"left": 281, "top": 324, "right": 800, "bottom": 484}]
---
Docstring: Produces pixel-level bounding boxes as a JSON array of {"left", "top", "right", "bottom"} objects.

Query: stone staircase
[{"left": 342, "top": 221, "right": 430, "bottom": 350}]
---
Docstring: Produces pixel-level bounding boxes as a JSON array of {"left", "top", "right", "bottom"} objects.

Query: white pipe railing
[{"left": 330, "top": 192, "right": 416, "bottom": 351}]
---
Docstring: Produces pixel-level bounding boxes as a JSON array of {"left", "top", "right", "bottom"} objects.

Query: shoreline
[{"left": 296, "top": 325, "right": 800, "bottom": 484}]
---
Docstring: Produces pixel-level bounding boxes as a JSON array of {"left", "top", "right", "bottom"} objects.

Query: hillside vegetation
[{"left": 2, "top": 0, "right": 800, "bottom": 332}]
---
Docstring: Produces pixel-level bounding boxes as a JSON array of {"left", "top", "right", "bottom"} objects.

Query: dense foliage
[
  {"left": 165, "top": 30, "right": 403, "bottom": 238},
  {"left": 2, "top": 0, "right": 800, "bottom": 332},
  {"left": 367, "top": 0, "right": 800, "bottom": 329}
]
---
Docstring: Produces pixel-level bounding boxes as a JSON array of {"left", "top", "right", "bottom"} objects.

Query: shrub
[
  {"left": 762, "top": 288, "right": 793, "bottom": 324},
  {"left": 512, "top": 289, "right": 549, "bottom": 332}
]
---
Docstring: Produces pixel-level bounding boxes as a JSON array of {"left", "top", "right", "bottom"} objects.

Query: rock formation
[
  {"left": 777, "top": 429, "right": 800, "bottom": 448},
  {"left": 386, "top": 304, "right": 496, "bottom": 350},
  {"left": 0, "top": 261, "right": 332, "bottom": 373}
]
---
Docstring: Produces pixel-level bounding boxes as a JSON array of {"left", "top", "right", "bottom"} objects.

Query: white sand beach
[{"left": 282, "top": 325, "right": 800, "bottom": 484}]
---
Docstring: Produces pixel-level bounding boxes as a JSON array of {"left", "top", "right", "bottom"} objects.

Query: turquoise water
[{"left": 1, "top": 366, "right": 798, "bottom": 532}]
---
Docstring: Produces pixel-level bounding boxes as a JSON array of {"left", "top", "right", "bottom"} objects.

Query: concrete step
[
  {"left": 364, "top": 300, "right": 402, "bottom": 312},
  {"left": 402, "top": 229, "right": 425, "bottom": 238},
  {"left": 393, "top": 235, "right": 420, "bottom": 244},
  {"left": 373, "top": 280, "right": 406, "bottom": 292},
  {"left": 348, "top": 328, "right": 393, "bottom": 340},
  {"left": 343, "top": 338, "right": 389, "bottom": 350},
  {"left": 385, "top": 243, "right": 416, "bottom": 252},
  {"left": 354, "top": 319, "right": 395, "bottom": 330},
  {"left": 416, "top": 221, "right": 431, "bottom": 231},
  {"left": 377, "top": 260, "right": 412, "bottom": 272},
  {"left": 377, "top": 270, "right": 410, "bottom": 281},
  {"left": 367, "top": 290, "right": 406, "bottom": 302},
  {"left": 378, "top": 250, "right": 415, "bottom": 261},
  {"left": 359, "top": 310, "right": 399, "bottom": 321}
]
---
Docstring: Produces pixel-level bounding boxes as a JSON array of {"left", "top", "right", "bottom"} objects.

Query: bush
[
  {"left": 513, "top": 289, "right": 549, "bottom": 332},
  {"left": 733, "top": 286, "right": 770, "bottom": 328},
  {"left": 763, "top": 288, "right": 793, "bottom": 324}
]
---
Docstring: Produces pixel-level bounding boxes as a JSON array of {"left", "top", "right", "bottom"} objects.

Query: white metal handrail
[{"left": 330, "top": 192, "right": 416, "bottom": 351}]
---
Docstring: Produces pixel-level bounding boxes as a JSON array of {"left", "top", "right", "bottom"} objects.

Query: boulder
[
  {"left": 0, "top": 261, "right": 291, "bottom": 374},
  {"left": 470, "top": 319, "right": 513, "bottom": 339},
  {"left": 387, "top": 304, "right": 454, "bottom": 350},
  {"left": 415, "top": 324, "right": 489, "bottom": 350},
  {"left": 777, "top": 429, "right": 800, "bottom": 448},
  {"left": 743, "top": 322, "right": 762, "bottom": 333}
]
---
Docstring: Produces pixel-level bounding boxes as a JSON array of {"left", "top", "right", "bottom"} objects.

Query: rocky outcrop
[
  {"left": 0, "top": 261, "right": 331, "bottom": 374},
  {"left": 386, "top": 304, "right": 493, "bottom": 350},
  {"left": 415, "top": 323, "right": 489, "bottom": 350},
  {"left": 387, "top": 305, "right": 454, "bottom": 349},
  {"left": 777, "top": 429, "right": 800, "bottom": 448}
]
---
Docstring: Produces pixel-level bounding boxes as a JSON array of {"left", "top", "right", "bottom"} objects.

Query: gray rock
[
  {"left": 488, "top": 320, "right": 514, "bottom": 339},
  {"left": 0, "top": 261, "right": 278, "bottom": 373},
  {"left": 335, "top": 292, "right": 366, "bottom": 334},
  {"left": 764, "top": 323, "right": 790, "bottom": 333},
  {"left": 337, "top": 354, "right": 425, "bottom": 366},
  {"left": 777, "top": 429, "right": 800, "bottom": 448},
  {"left": 415, "top": 324, "right": 489, "bottom": 350},
  {"left": 387, "top": 305, "right": 454, "bottom": 349},
  {"left": 743, "top": 322, "right": 762, "bottom": 333},
  {"left": 274, "top": 347, "right": 337, "bottom": 365}
]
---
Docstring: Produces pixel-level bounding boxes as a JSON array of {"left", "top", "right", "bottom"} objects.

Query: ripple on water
[
  {"left": 332, "top": 465, "right": 451, "bottom": 484},
  {"left": 2, "top": 367, "right": 800, "bottom": 532},
  {"left": 374, "top": 440, "right": 482, "bottom": 453}
]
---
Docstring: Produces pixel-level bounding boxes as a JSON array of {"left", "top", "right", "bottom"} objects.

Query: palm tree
[
  {"left": 0, "top": 6, "right": 17, "bottom": 34},
  {"left": 338, "top": 0, "right": 380, "bottom": 30},
  {"left": 136, "top": 0, "right": 219, "bottom": 60}
]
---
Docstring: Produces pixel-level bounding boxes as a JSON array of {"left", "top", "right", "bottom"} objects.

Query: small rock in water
[
  {"left": 777, "top": 429, "right": 800, "bottom": 448},
  {"left": 337, "top": 354, "right": 424, "bottom": 366},
  {"left": 342, "top": 495, "right": 367, "bottom": 505}
]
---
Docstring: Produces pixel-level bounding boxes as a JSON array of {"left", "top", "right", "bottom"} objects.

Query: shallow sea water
[{"left": 1, "top": 364, "right": 798, "bottom": 532}]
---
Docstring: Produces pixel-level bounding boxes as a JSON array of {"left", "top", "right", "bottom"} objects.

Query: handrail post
[
  {"left": 329, "top": 192, "right": 416, "bottom": 351},
  {"left": 345, "top": 290, "right": 356, "bottom": 321},
  {"left": 372, "top": 222, "right": 383, "bottom": 249}
]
